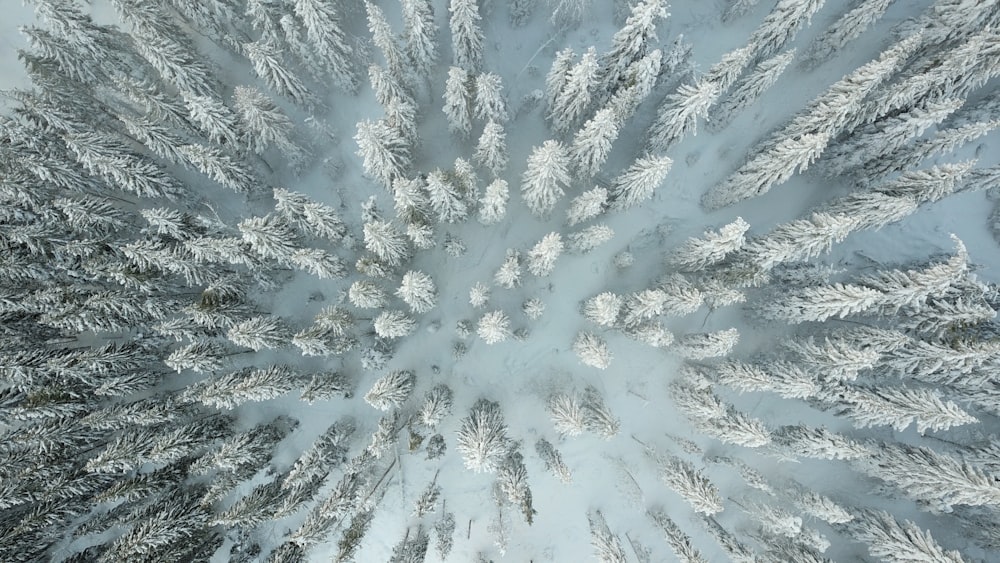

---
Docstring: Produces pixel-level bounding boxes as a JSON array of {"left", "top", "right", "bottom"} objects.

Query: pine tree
[
  {"left": 772, "top": 424, "right": 873, "bottom": 461},
  {"left": 474, "top": 121, "right": 509, "bottom": 177},
  {"left": 469, "top": 281, "right": 491, "bottom": 308},
  {"left": 535, "top": 438, "right": 573, "bottom": 483},
  {"left": 574, "top": 331, "right": 612, "bottom": 369},
  {"left": 549, "top": 0, "right": 593, "bottom": 28},
  {"left": 494, "top": 249, "right": 522, "bottom": 288},
  {"left": 599, "top": 0, "right": 670, "bottom": 93},
  {"left": 571, "top": 108, "right": 620, "bottom": 179},
  {"left": 527, "top": 232, "right": 564, "bottom": 276},
  {"left": 434, "top": 510, "right": 456, "bottom": 558},
  {"left": 291, "top": 0, "right": 358, "bottom": 91},
  {"left": 583, "top": 292, "right": 623, "bottom": 326},
  {"left": 475, "top": 73, "right": 508, "bottom": 123},
  {"left": 373, "top": 310, "right": 417, "bottom": 339},
  {"left": 549, "top": 47, "right": 599, "bottom": 133},
  {"left": 565, "top": 187, "right": 608, "bottom": 226},
  {"left": 802, "top": 0, "right": 896, "bottom": 69},
  {"left": 648, "top": 508, "right": 709, "bottom": 563},
  {"left": 419, "top": 385, "right": 455, "bottom": 428},
  {"left": 674, "top": 329, "right": 740, "bottom": 360},
  {"left": 521, "top": 140, "right": 571, "bottom": 217},
  {"left": 708, "top": 50, "right": 795, "bottom": 133},
  {"left": 548, "top": 392, "right": 587, "bottom": 436},
  {"left": 523, "top": 297, "right": 545, "bottom": 320},
  {"left": 355, "top": 119, "right": 411, "bottom": 189},
  {"left": 478, "top": 310, "right": 512, "bottom": 344},
  {"left": 402, "top": 0, "right": 438, "bottom": 78},
  {"left": 273, "top": 188, "right": 346, "bottom": 242},
  {"left": 397, "top": 270, "right": 437, "bottom": 314},
  {"left": 227, "top": 316, "right": 291, "bottom": 351},
  {"left": 545, "top": 47, "right": 576, "bottom": 111},
  {"left": 178, "top": 143, "right": 256, "bottom": 193},
  {"left": 425, "top": 169, "right": 469, "bottom": 223},
  {"left": 670, "top": 217, "right": 749, "bottom": 271},
  {"left": 846, "top": 510, "right": 967, "bottom": 563},
  {"left": 478, "top": 178, "right": 509, "bottom": 224},
  {"left": 653, "top": 452, "right": 724, "bottom": 515},
  {"left": 349, "top": 280, "right": 388, "bottom": 309},
  {"left": 497, "top": 450, "right": 536, "bottom": 524},
  {"left": 830, "top": 382, "right": 977, "bottom": 434},
  {"left": 449, "top": 0, "right": 484, "bottom": 71},
  {"left": 363, "top": 220, "right": 411, "bottom": 267},
  {"left": 647, "top": 80, "right": 720, "bottom": 151},
  {"left": 609, "top": 153, "right": 672, "bottom": 210},
  {"left": 364, "top": 370, "right": 416, "bottom": 411},
  {"left": 242, "top": 39, "right": 315, "bottom": 109},
  {"left": 456, "top": 398, "right": 510, "bottom": 473},
  {"left": 187, "top": 365, "right": 300, "bottom": 409},
  {"left": 443, "top": 66, "right": 473, "bottom": 136},
  {"left": 587, "top": 510, "right": 627, "bottom": 563},
  {"left": 581, "top": 385, "right": 620, "bottom": 438}
]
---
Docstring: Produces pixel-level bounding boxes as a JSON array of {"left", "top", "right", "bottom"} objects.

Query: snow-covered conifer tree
[
  {"left": 419, "top": 384, "right": 454, "bottom": 428},
  {"left": 545, "top": 47, "right": 576, "bottom": 111},
  {"left": 475, "top": 121, "right": 509, "bottom": 177},
  {"left": 425, "top": 169, "right": 470, "bottom": 223},
  {"left": 374, "top": 310, "right": 417, "bottom": 339},
  {"left": 571, "top": 108, "right": 619, "bottom": 179},
  {"left": 521, "top": 140, "right": 571, "bottom": 217},
  {"left": 186, "top": 365, "right": 300, "bottom": 409},
  {"left": 548, "top": 392, "right": 587, "bottom": 436},
  {"left": 364, "top": 370, "right": 416, "bottom": 411},
  {"left": 469, "top": 282, "right": 491, "bottom": 308},
  {"left": 456, "top": 398, "right": 510, "bottom": 472},
  {"left": 549, "top": 0, "right": 593, "bottom": 29},
  {"left": 566, "top": 187, "right": 608, "bottom": 226},
  {"left": 802, "top": 0, "right": 895, "bottom": 69},
  {"left": 273, "top": 188, "right": 346, "bottom": 242},
  {"left": 655, "top": 453, "right": 724, "bottom": 515},
  {"left": 535, "top": 438, "right": 572, "bottom": 483},
  {"left": 478, "top": 178, "right": 509, "bottom": 224},
  {"left": 182, "top": 91, "right": 241, "bottom": 147},
  {"left": 581, "top": 385, "right": 620, "bottom": 438},
  {"left": 402, "top": 0, "right": 438, "bottom": 77},
  {"left": 846, "top": 510, "right": 967, "bottom": 563},
  {"left": 478, "top": 310, "right": 512, "bottom": 344},
  {"left": 178, "top": 143, "right": 255, "bottom": 193},
  {"left": 708, "top": 50, "right": 795, "bottom": 133},
  {"left": 449, "top": 0, "right": 484, "bottom": 71},
  {"left": 587, "top": 510, "right": 628, "bottom": 563},
  {"left": 674, "top": 328, "right": 740, "bottom": 360},
  {"left": 443, "top": 66, "right": 473, "bottom": 136},
  {"left": 474, "top": 73, "right": 508, "bottom": 123},
  {"left": 523, "top": 298, "right": 545, "bottom": 320},
  {"left": 609, "top": 153, "right": 672, "bottom": 210},
  {"left": 527, "top": 232, "right": 564, "bottom": 276},
  {"left": 242, "top": 39, "right": 315, "bottom": 109},
  {"left": 569, "top": 224, "right": 614, "bottom": 254},
  {"left": 291, "top": 0, "right": 358, "bottom": 91},
  {"left": 648, "top": 508, "right": 709, "bottom": 563},
  {"left": 355, "top": 118, "right": 411, "bottom": 189},
  {"left": 363, "top": 220, "right": 410, "bottom": 266},
  {"left": 494, "top": 249, "right": 522, "bottom": 288},
  {"left": 583, "top": 292, "right": 623, "bottom": 326},
  {"left": 574, "top": 331, "right": 612, "bottom": 369},
  {"left": 227, "top": 316, "right": 291, "bottom": 351},
  {"left": 397, "top": 270, "right": 437, "bottom": 314},
  {"left": 599, "top": 0, "right": 669, "bottom": 93},
  {"left": 349, "top": 280, "right": 388, "bottom": 309},
  {"left": 670, "top": 217, "right": 750, "bottom": 271},
  {"left": 647, "top": 80, "right": 719, "bottom": 151},
  {"left": 549, "top": 47, "right": 599, "bottom": 133},
  {"left": 232, "top": 86, "right": 301, "bottom": 159}
]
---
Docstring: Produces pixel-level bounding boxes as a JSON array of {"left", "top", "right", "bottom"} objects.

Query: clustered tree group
[{"left": 1, "top": 0, "right": 1000, "bottom": 561}]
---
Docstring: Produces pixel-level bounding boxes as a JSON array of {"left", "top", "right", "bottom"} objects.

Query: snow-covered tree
[
  {"left": 581, "top": 385, "right": 620, "bottom": 438},
  {"left": 474, "top": 72, "right": 508, "bottom": 123},
  {"left": 475, "top": 120, "right": 509, "bottom": 177},
  {"left": 374, "top": 310, "right": 417, "bottom": 339},
  {"left": 227, "top": 316, "right": 291, "bottom": 351},
  {"left": 523, "top": 298, "right": 545, "bottom": 320},
  {"left": 647, "top": 80, "right": 719, "bottom": 151},
  {"left": 456, "top": 398, "right": 510, "bottom": 472},
  {"left": 648, "top": 509, "right": 709, "bottom": 563},
  {"left": 363, "top": 220, "right": 410, "bottom": 266},
  {"left": 569, "top": 224, "right": 614, "bottom": 254},
  {"left": 549, "top": 47, "right": 599, "bottom": 133},
  {"left": 587, "top": 510, "right": 628, "bottom": 563},
  {"left": 527, "top": 232, "right": 564, "bottom": 276},
  {"left": 291, "top": 0, "right": 357, "bottom": 91},
  {"left": 545, "top": 47, "right": 576, "bottom": 111},
  {"left": 397, "top": 270, "right": 437, "bottom": 314},
  {"left": 469, "top": 282, "right": 491, "bottom": 308},
  {"left": 831, "top": 382, "right": 977, "bottom": 434},
  {"left": 521, "top": 140, "right": 571, "bottom": 217},
  {"left": 846, "top": 510, "right": 967, "bottom": 563},
  {"left": 566, "top": 187, "right": 608, "bottom": 226},
  {"left": 443, "top": 66, "right": 473, "bottom": 136},
  {"left": 494, "top": 249, "right": 522, "bottom": 288},
  {"left": 708, "top": 50, "right": 795, "bottom": 132},
  {"left": 674, "top": 328, "right": 740, "bottom": 360},
  {"left": 655, "top": 453, "right": 724, "bottom": 515},
  {"left": 571, "top": 108, "right": 619, "bottom": 178},
  {"left": 355, "top": 118, "right": 411, "bottom": 189},
  {"left": 574, "top": 331, "right": 612, "bottom": 369},
  {"left": 419, "top": 384, "right": 454, "bottom": 428},
  {"left": 242, "top": 39, "right": 315, "bottom": 109},
  {"left": 449, "top": 0, "right": 484, "bottom": 70},
  {"left": 609, "top": 153, "right": 672, "bottom": 210},
  {"left": 548, "top": 392, "right": 587, "bottom": 436},
  {"left": 365, "top": 370, "right": 416, "bottom": 411},
  {"left": 670, "top": 217, "right": 750, "bottom": 271},
  {"left": 599, "top": 0, "right": 670, "bottom": 93},
  {"left": 535, "top": 438, "right": 572, "bottom": 483},
  {"left": 401, "top": 0, "right": 437, "bottom": 77},
  {"left": 478, "top": 310, "right": 512, "bottom": 344},
  {"left": 349, "top": 280, "right": 388, "bottom": 309},
  {"left": 802, "top": 0, "right": 896, "bottom": 69},
  {"left": 549, "top": 0, "right": 593, "bottom": 28},
  {"left": 425, "top": 168, "right": 470, "bottom": 223},
  {"left": 583, "top": 292, "right": 623, "bottom": 326},
  {"left": 478, "top": 178, "right": 509, "bottom": 224}
]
